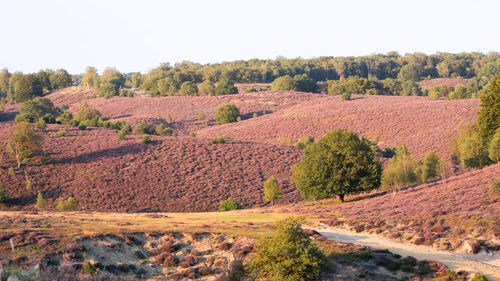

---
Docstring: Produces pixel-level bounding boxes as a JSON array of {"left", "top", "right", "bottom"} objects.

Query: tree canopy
[{"left": 292, "top": 129, "right": 382, "bottom": 202}]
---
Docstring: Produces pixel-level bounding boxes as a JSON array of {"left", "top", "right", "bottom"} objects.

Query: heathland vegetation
[{"left": 0, "top": 52, "right": 499, "bottom": 280}]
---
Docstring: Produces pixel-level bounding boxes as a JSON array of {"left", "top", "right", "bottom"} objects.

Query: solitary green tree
[
  {"left": 15, "top": 98, "right": 60, "bottom": 123},
  {"left": 423, "top": 151, "right": 440, "bottom": 181},
  {"left": 215, "top": 103, "right": 240, "bottom": 124},
  {"left": 6, "top": 122, "right": 42, "bottom": 168},
  {"left": 292, "top": 129, "right": 382, "bottom": 202},
  {"left": 263, "top": 176, "right": 283, "bottom": 206},
  {"left": 35, "top": 191, "right": 45, "bottom": 211}
]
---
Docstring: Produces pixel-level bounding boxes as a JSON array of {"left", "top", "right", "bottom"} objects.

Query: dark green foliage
[
  {"left": 49, "top": 69, "right": 72, "bottom": 90},
  {"left": 218, "top": 197, "right": 242, "bottom": 211},
  {"left": 448, "top": 85, "right": 473, "bottom": 99},
  {"left": 423, "top": 151, "right": 440, "bottom": 181},
  {"left": 0, "top": 184, "right": 7, "bottom": 204},
  {"left": 214, "top": 78, "right": 238, "bottom": 96},
  {"left": 215, "top": 104, "right": 240, "bottom": 124},
  {"left": 490, "top": 176, "right": 500, "bottom": 197},
  {"left": 142, "top": 135, "right": 151, "bottom": 144},
  {"left": 293, "top": 74, "right": 317, "bottom": 92},
  {"left": 327, "top": 76, "right": 380, "bottom": 96},
  {"left": 98, "top": 82, "right": 118, "bottom": 98},
  {"left": 78, "top": 124, "right": 86, "bottom": 130},
  {"left": 179, "top": 81, "right": 198, "bottom": 95},
  {"left": 157, "top": 77, "right": 178, "bottom": 96},
  {"left": 250, "top": 217, "right": 326, "bottom": 281},
  {"left": 263, "top": 176, "right": 283, "bottom": 205},
  {"left": 7, "top": 122, "right": 42, "bottom": 168},
  {"left": 55, "top": 197, "right": 78, "bottom": 211},
  {"left": 271, "top": 75, "right": 296, "bottom": 91},
  {"left": 135, "top": 122, "right": 155, "bottom": 134},
  {"left": 15, "top": 98, "right": 60, "bottom": 123},
  {"left": 75, "top": 102, "right": 101, "bottom": 127},
  {"left": 296, "top": 136, "right": 314, "bottom": 150},
  {"left": 155, "top": 124, "right": 174, "bottom": 136},
  {"left": 35, "top": 118, "right": 46, "bottom": 129},
  {"left": 59, "top": 111, "right": 73, "bottom": 125},
  {"left": 477, "top": 75, "right": 500, "bottom": 144},
  {"left": 14, "top": 74, "right": 43, "bottom": 102},
  {"left": 211, "top": 135, "right": 229, "bottom": 144},
  {"left": 292, "top": 129, "right": 382, "bottom": 202}
]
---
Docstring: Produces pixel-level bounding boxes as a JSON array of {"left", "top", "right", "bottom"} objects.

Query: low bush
[
  {"left": 218, "top": 197, "right": 242, "bottom": 211},
  {"left": 249, "top": 217, "right": 326, "bottom": 281},
  {"left": 155, "top": 124, "right": 174, "bottom": 136},
  {"left": 215, "top": 104, "right": 240, "bottom": 124},
  {"left": 55, "top": 197, "right": 78, "bottom": 212},
  {"left": 211, "top": 135, "right": 229, "bottom": 144},
  {"left": 342, "top": 92, "right": 352, "bottom": 101},
  {"left": 490, "top": 176, "right": 500, "bottom": 197},
  {"left": 142, "top": 135, "right": 151, "bottom": 144},
  {"left": 57, "top": 129, "right": 66, "bottom": 137}
]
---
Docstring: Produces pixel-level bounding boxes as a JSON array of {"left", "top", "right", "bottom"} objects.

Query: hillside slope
[
  {"left": 298, "top": 163, "right": 500, "bottom": 252},
  {"left": 196, "top": 94, "right": 479, "bottom": 160},
  {"left": 0, "top": 124, "right": 301, "bottom": 212}
]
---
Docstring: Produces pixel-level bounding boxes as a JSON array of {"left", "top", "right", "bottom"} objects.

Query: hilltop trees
[
  {"left": 14, "top": 74, "right": 43, "bottom": 102},
  {"left": 179, "top": 81, "right": 198, "bottom": 95},
  {"left": 197, "top": 80, "right": 215, "bottom": 96},
  {"left": 292, "top": 129, "right": 382, "bottom": 202},
  {"left": 80, "top": 66, "right": 99, "bottom": 88},
  {"left": 263, "top": 176, "right": 283, "bottom": 205},
  {"left": 99, "top": 68, "right": 124, "bottom": 97},
  {"left": 0, "top": 68, "right": 11, "bottom": 97},
  {"left": 6, "top": 122, "right": 42, "bottom": 168},
  {"left": 49, "top": 69, "right": 72, "bottom": 90},
  {"left": 215, "top": 104, "right": 240, "bottom": 124}
]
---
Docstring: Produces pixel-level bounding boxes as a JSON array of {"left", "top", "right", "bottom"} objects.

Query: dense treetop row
[{"left": 1, "top": 52, "right": 500, "bottom": 101}]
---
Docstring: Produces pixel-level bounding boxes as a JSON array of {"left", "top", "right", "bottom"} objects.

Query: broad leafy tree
[
  {"left": 14, "top": 74, "right": 43, "bottom": 102},
  {"left": 292, "top": 129, "right": 382, "bottom": 202},
  {"left": 214, "top": 78, "right": 237, "bottom": 96},
  {"left": 263, "top": 176, "right": 283, "bottom": 205},
  {"left": 6, "top": 122, "right": 42, "bottom": 168},
  {"left": 215, "top": 103, "right": 240, "bottom": 124}
]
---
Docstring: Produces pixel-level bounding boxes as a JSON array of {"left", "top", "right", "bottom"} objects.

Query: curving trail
[{"left": 310, "top": 224, "right": 500, "bottom": 280}]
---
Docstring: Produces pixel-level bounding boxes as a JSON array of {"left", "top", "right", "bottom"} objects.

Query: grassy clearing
[{"left": 0, "top": 209, "right": 294, "bottom": 239}]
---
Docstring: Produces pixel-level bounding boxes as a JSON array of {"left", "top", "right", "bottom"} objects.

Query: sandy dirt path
[{"left": 310, "top": 224, "right": 500, "bottom": 280}]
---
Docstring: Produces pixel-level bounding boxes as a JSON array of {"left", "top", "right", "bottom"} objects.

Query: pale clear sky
[{"left": 0, "top": 0, "right": 499, "bottom": 74}]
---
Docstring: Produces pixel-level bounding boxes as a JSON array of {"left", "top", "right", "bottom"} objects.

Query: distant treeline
[{"left": 1, "top": 52, "right": 500, "bottom": 101}]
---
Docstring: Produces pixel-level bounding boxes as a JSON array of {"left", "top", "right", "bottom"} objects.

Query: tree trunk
[{"left": 339, "top": 194, "right": 345, "bottom": 203}]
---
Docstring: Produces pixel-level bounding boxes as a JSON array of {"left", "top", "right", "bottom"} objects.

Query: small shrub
[
  {"left": 155, "top": 124, "right": 173, "bottom": 136},
  {"left": 57, "top": 130, "right": 66, "bottom": 137},
  {"left": 198, "top": 111, "right": 206, "bottom": 121},
  {"left": 8, "top": 167, "right": 14, "bottom": 175},
  {"left": 470, "top": 274, "right": 488, "bottom": 281},
  {"left": 296, "top": 136, "right": 314, "bottom": 150},
  {"left": 215, "top": 104, "right": 240, "bottom": 124},
  {"left": 219, "top": 197, "right": 242, "bottom": 211},
  {"left": 35, "top": 191, "right": 45, "bottom": 211},
  {"left": 0, "top": 184, "right": 8, "bottom": 204},
  {"left": 236, "top": 116, "right": 242, "bottom": 122},
  {"left": 118, "top": 130, "right": 126, "bottom": 141},
  {"left": 165, "top": 114, "right": 173, "bottom": 124},
  {"left": 490, "top": 176, "right": 500, "bottom": 197},
  {"left": 55, "top": 197, "right": 78, "bottom": 212},
  {"left": 253, "top": 112, "right": 258, "bottom": 118},
  {"left": 35, "top": 118, "right": 46, "bottom": 129},
  {"left": 135, "top": 122, "right": 154, "bottom": 134},
  {"left": 401, "top": 264, "right": 414, "bottom": 273},
  {"left": 211, "top": 135, "right": 229, "bottom": 144},
  {"left": 189, "top": 132, "right": 196, "bottom": 137},
  {"left": 263, "top": 176, "right": 283, "bottom": 206},
  {"left": 142, "top": 136, "right": 151, "bottom": 144},
  {"left": 342, "top": 92, "right": 352, "bottom": 101},
  {"left": 250, "top": 217, "right": 326, "bottom": 281},
  {"left": 25, "top": 179, "right": 32, "bottom": 191},
  {"left": 78, "top": 124, "right": 87, "bottom": 130}
]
